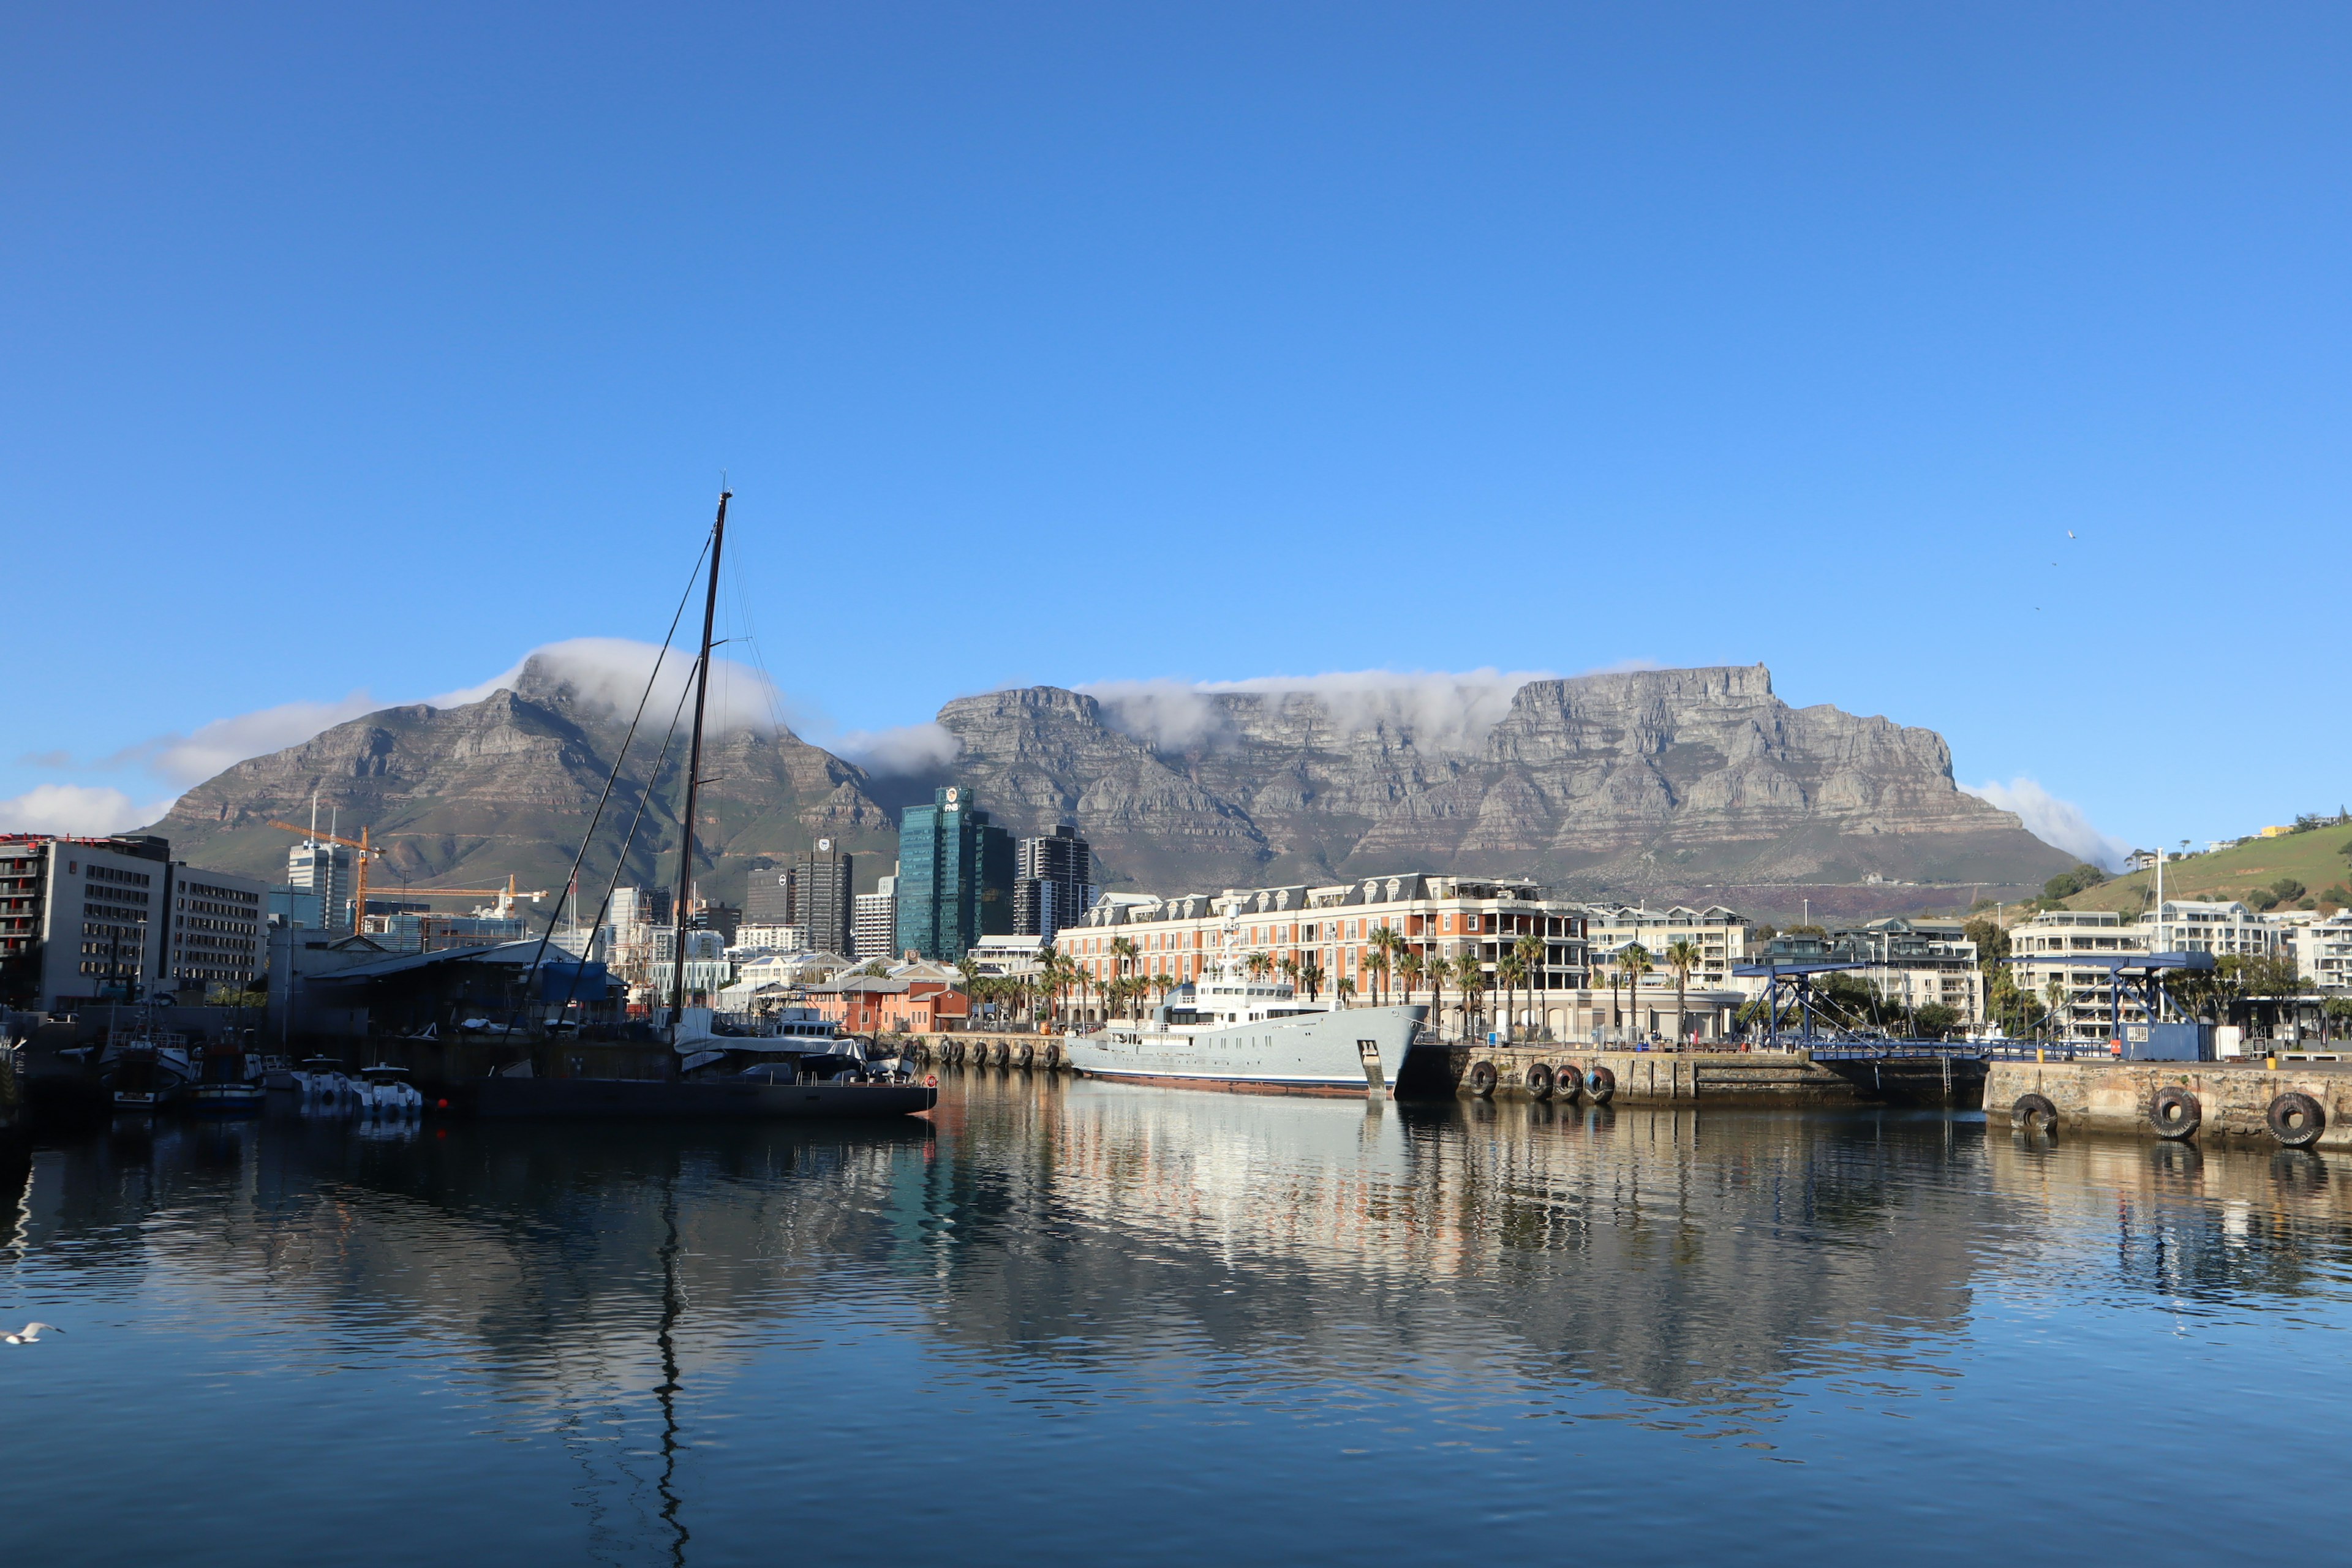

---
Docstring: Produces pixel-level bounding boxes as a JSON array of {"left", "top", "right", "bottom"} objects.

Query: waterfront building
[
  {"left": 1060, "top": 872, "right": 1589, "bottom": 1039},
  {"left": 688, "top": 899, "right": 743, "bottom": 948},
  {"left": 733, "top": 923, "right": 807, "bottom": 954},
  {"left": 1581, "top": 905, "right": 1750, "bottom": 989},
  {"left": 158, "top": 864, "right": 268, "bottom": 993},
  {"left": 643, "top": 927, "right": 731, "bottom": 1005},
  {"left": 1013, "top": 824, "right": 1095, "bottom": 943},
  {"left": 792, "top": 841, "right": 854, "bottom": 957},
  {"left": 803, "top": 971, "right": 972, "bottom": 1034},
  {"left": 2005, "top": 909, "right": 2151, "bottom": 1044},
  {"left": 0, "top": 833, "right": 171, "bottom": 1011},
  {"left": 1743, "top": 917, "right": 1983, "bottom": 1024},
  {"left": 895, "top": 788, "right": 1013, "bottom": 962},
  {"left": 853, "top": 873, "right": 897, "bottom": 961}
]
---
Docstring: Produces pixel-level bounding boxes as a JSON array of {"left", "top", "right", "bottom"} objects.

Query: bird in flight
[
  {"left": 4, "top": 1322, "right": 64, "bottom": 1344},
  {"left": 2067, "top": 530, "right": 2076, "bottom": 538}
]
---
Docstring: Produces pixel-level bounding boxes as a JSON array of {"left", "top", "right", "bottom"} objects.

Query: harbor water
[{"left": 4, "top": 1073, "right": 2350, "bottom": 1564}]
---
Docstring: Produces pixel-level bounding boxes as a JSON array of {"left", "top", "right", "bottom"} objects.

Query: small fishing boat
[
  {"left": 101, "top": 1028, "right": 195, "bottom": 1112},
  {"left": 187, "top": 1042, "right": 266, "bottom": 1115},
  {"left": 353, "top": 1064, "right": 423, "bottom": 1117}
]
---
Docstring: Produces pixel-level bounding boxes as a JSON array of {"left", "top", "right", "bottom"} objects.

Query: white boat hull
[{"left": 1064, "top": 1005, "right": 1428, "bottom": 1091}]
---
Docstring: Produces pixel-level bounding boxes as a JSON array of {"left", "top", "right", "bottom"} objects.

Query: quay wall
[
  {"left": 1986, "top": 1059, "right": 2352, "bottom": 1150},
  {"left": 1413, "top": 1044, "right": 1983, "bottom": 1107}
]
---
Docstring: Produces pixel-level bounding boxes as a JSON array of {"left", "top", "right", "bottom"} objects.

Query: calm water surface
[{"left": 4, "top": 1073, "right": 2348, "bottom": 1565}]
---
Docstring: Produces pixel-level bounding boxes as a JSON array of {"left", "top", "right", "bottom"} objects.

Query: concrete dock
[{"left": 1986, "top": 1057, "right": 2352, "bottom": 1149}]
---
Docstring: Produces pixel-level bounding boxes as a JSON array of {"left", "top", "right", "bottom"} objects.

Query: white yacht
[{"left": 1063, "top": 963, "right": 1429, "bottom": 1093}]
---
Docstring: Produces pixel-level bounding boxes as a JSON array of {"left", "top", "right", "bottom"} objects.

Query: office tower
[
  {"left": 894, "top": 788, "right": 1013, "bottom": 961},
  {"left": 1014, "top": 824, "right": 1095, "bottom": 943}
]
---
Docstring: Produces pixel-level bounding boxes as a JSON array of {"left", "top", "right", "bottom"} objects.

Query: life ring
[
  {"left": 1524, "top": 1063, "right": 1555, "bottom": 1099},
  {"left": 2011, "top": 1092, "right": 2059, "bottom": 1134},
  {"left": 923, "top": 1073, "right": 938, "bottom": 1088},
  {"left": 1466, "top": 1060, "right": 1498, "bottom": 1097},
  {"left": 2267, "top": 1091, "right": 2326, "bottom": 1148},
  {"left": 1584, "top": 1065, "right": 1616, "bottom": 1105},
  {"left": 1014, "top": 1042, "right": 1035, "bottom": 1068},
  {"left": 1553, "top": 1062, "right": 1582, "bottom": 1104},
  {"left": 2149, "top": 1086, "right": 2201, "bottom": 1140}
]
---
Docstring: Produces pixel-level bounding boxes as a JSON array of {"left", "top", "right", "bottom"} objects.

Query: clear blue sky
[{"left": 5, "top": 3, "right": 2346, "bottom": 858}]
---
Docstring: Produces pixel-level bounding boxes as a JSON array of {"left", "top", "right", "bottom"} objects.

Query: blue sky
[{"left": 4, "top": 3, "right": 2346, "bottom": 861}]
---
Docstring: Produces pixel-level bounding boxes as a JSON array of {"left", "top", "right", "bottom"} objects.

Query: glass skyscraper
[{"left": 894, "top": 786, "right": 1014, "bottom": 961}]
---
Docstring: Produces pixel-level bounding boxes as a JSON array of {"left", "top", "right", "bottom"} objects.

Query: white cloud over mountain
[{"left": 1962, "top": 776, "right": 2131, "bottom": 869}]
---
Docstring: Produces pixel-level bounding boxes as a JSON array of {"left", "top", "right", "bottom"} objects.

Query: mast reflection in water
[{"left": 5, "top": 1079, "right": 2352, "bottom": 1564}]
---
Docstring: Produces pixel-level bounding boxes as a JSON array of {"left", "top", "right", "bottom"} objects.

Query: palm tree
[
  {"left": 1454, "top": 950, "right": 1487, "bottom": 1039},
  {"left": 1276, "top": 956, "right": 1300, "bottom": 997},
  {"left": 2044, "top": 975, "right": 2067, "bottom": 1046},
  {"left": 1299, "top": 961, "right": 1324, "bottom": 1001},
  {"left": 1110, "top": 935, "right": 1137, "bottom": 989},
  {"left": 1369, "top": 925, "right": 1404, "bottom": 1007},
  {"left": 1514, "top": 930, "right": 1546, "bottom": 1039},
  {"left": 1496, "top": 953, "right": 1528, "bottom": 1042},
  {"left": 1618, "top": 941, "right": 1653, "bottom": 1042},
  {"left": 1365, "top": 937, "right": 1392, "bottom": 1008},
  {"left": 1246, "top": 951, "right": 1273, "bottom": 984},
  {"left": 1398, "top": 948, "right": 1425, "bottom": 1018},
  {"left": 1150, "top": 973, "right": 1177, "bottom": 1009},
  {"left": 1662, "top": 938, "right": 1702, "bottom": 1046},
  {"left": 1336, "top": 976, "right": 1357, "bottom": 1008}
]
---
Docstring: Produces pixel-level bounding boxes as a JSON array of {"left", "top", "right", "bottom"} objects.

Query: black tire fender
[
  {"left": 2149, "top": 1085, "right": 2201, "bottom": 1140},
  {"left": 1585, "top": 1064, "right": 1616, "bottom": 1105},
  {"left": 1466, "top": 1060, "right": 1498, "bottom": 1097},
  {"left": 2012, "top": 1092, "right": 2059, "bottom": 1133},
  {"left": 2267, "top": 1091, "right": 2326, "bottom": 1148},
  {"left": 1014, "top": 1042, "right": 1035, "bottom": 1068},
  {"left": 1553, "top": 1062, "right": 1582, "bottom": 1104},
  {"left": 1524, "top": 1063, "right": 1555, "bottom": 1099}
]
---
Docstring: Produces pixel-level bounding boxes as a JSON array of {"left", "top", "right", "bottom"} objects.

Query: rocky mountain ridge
[{"left": 150, "top": 662, "right": 2070, "bottom": 917}]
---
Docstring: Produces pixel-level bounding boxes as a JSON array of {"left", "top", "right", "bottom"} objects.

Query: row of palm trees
[{"left": 941, "top": 928, "right": 1714, "bottom": 1042}]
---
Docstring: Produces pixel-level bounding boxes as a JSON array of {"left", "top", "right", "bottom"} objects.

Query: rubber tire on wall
[
  {"left": 1044, "top": 1043, "right": 1061, "bottom": 1069},
  {"left": 2267, "top": 1091, "right": 2326, "bottom": 1148},
  {"left": 1524, "top": 1063, "right": 1554, "bottom": 1099},
  {"left": 2011, "top": 1092, "right": 2059, "bottom": 1133},
  {"left": 1466, "top": 1060, "right": 1499, "bottom": 1097},
  {"left": 1015, "top": 1042, "right": 1034, "bottom": 1068},
  {"left": 1553, "top": 1063, "right": 1581, "bottom": 1104},
  {"left": 1585, "top": 1065, "right": 1616, "bottom": 1105},
  {"left": 2149, "top": 1085, "right": 2201, "bottom": 1140}
]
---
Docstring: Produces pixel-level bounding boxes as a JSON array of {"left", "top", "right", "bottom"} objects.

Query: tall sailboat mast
[{"left": 668, "top": 488, "right": 731, "bottom": 1031}]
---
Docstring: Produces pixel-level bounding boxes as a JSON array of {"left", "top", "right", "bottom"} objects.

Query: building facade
[
  {"left": 2149, "top": 899, "right": 2282, "bottom": 960},
  {"left": 1013, "top": 824, "right": 1095, "bottom": 943},
  {"left": 159, "top": 864, "right": 268, "bottom": 992},
  {"left": 744, "top": 866, "right": 796, "bottom": 927},
  {"left": 1582, "top": 905, "right": 1751, "bottom": 989},
  {"left": 286, "top": 837, "right": 354, "bottom": 933},
  {"left": 2006, "top": 909, "right": 2152, "bottom": 1044},
  {"left": 853, "top": 872, "right": 897, "bottom": 962},
  {"left": 0, "top": 834, "right": 170, "bottom": 1011},
  {"left": 2286, "top": 909, "right": 2352, "bottom": 993},
  {"left": 1060, "top": 872, "right": 1590, "bottom": 1039},
  {"left": 792, "top": 841, "right": 854, "bottom": 957},
  {"left": 895, "top": 788, "right": 1012, "bottom": 962}
]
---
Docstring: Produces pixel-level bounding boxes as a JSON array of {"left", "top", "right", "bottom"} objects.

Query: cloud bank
[
  {"left": 1082, "top": 668, "right": 1563, "bottom": 755},
  {"left": 0, "top": 783, "right": 178, "bottom": 837},
  {"left": 834, "top": 722, "right": 962, "bottom": 775},
  {"left": 445, "top": 637, "right": 795, "bottom": 738},
  {"left": 1963, "top": 777, "right": 2131, "bottom": 869}
]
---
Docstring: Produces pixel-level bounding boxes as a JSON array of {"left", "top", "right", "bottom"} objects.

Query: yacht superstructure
[{"left": 1064, "top": 956, "right": 1429, "bottom": 1092}]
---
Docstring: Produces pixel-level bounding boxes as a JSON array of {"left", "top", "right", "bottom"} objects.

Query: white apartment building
[
  {"left": 733, "top": 924, "right": 807, "bottom": 954},
  {"left": 1061, "top": 873, "right": 1589, "bottom": 1038},
  {"left": 2283, "top": 909, "right": 2352, "bottom": 993},
  {"left": 2006, "top": 909, "right": 2152, "bottom": 1044},
  {"left": 854, "top": 875, "right": 898, "bottom": 962},
  {"left": 2148, "top": 899, "right": 2282, "bottom": 960},
  {"left": 1582, "top": 905, "right": 1751, "bottom": 988}
]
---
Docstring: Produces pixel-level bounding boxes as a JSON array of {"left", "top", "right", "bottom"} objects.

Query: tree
[
  {"left": 1453, "top": 951, "right": 1487, "bottom": 1038},
  {"left": 2043, "top": 976, "right": 2068, "bottom": 1043},
  {"left": 1912, "top": 1003, "right": 1962, "bottom": 1040},
  {"left": 1618, "top": 943, "right": 1653, "bottom": 1041},
  {"left": 1298, "top": 961, "right": 1325, "bottom": 1001},
  {"left": 1245, "top": 951, "right": 1273, "bottom": 984},
  {"left": 2272, "top": 877, "right": 2307, "bottom": 905},
  {"left": 1496, "top": 953, "right": 1527, "bottom": 1042},
  {"left": 1662, "top": 938, "right": 1702, "bottom": 1044},
  {"left": 1336, "top": 976, "right": 1357, "bottom": 1008},
  {"left": 1398, "top": 949, "right": 1425, "bottom": 1015},
  {"left": 1368, "top": 926, "right": 1401, "bottom": 1007},
  {"left": 1110, "top": 935, "right": 1137, "bottom": 990},
  {"left": 2043, "top": 864, "right": 2109, "bottom": 903},
  {"left": 1514, "top": 930, "right": 1547, "bottom": 1039},
  {"left": 2323, "top": 997, "right": 2352, "bottom": 1043}
]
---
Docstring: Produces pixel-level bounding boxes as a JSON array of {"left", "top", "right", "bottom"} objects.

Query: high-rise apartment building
[
  {"left": 793, "top": 841, "right": 854, "bottom": 957},
  {"left": 1014, "top": 824, "right": 1095, "bottom": 943},
  {"left": 853, "top": 872, "right": 897, "bottom": 961},
  {"left": 287, "top": 839, "right": 353, "bottom": 933},
  {"left": 894, "top": 788, "right": 1013, "bottom": 962},
  {"left": 159, "top": 864, "right": 268, "bottom": 992},
  {"left": 1, "top": 834, "right": 171, "bottom": 1010}
]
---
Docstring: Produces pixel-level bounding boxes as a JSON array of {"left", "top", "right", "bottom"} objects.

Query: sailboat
[{"left": 469, "top": 489, "right": 937, "bottom": 1121}]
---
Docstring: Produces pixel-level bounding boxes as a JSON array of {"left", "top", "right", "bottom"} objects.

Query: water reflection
[{"left": 6, "top": 1077, "right": 2352, "bottom": 1563}]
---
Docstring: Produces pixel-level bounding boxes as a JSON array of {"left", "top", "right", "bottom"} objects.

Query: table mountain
[{"left": 149, "top": 661, "right": 2072, "bottom": 919}]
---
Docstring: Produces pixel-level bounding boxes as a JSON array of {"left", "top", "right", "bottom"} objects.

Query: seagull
[
  {"left": 2067, "top": 530, "right": 2076, "bottom": 539},
  {"left": 4, "top": 1322, "right": 64, "bottom": 1344}
]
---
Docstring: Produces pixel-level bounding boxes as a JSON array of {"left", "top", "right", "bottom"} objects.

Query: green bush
[{"left": 2043, "top": 863, "right": 2109, "bottom": 902}]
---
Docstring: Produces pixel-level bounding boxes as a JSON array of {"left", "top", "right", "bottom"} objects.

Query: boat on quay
[{"left": 1063, "top": 963, "right": 1430, "bottom": 1094}]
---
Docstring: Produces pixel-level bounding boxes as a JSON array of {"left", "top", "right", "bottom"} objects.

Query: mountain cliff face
[
  {"left": 919, "top": 666, "right": 2070, "bottom": 902},
  {"left": 149, "top": 662, "right": 2070, "bottom": 918},
  {"left": 154, "top": 655, "right": 897, "bottom": 905}
]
